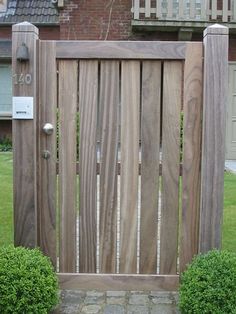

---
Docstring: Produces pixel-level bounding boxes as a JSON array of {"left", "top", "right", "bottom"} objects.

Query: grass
[
  {"left": 0, "top": 152, "right": 236, "bottom": 252},
  {"left": 0, "top": 152, "right": 13, "bottom": 246},
  {"left": 222, "top": 172, "right": 236, "bottom": 252}
]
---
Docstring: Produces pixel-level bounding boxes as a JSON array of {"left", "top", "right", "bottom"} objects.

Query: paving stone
[
  {"left": 52, "top": 304, "right": 81, "bottom": 314},
  {"left": 149, "top": 291, "right": 173, "bottom": 304},
  {"left": 81, "top": 304, "right": 102, "bottom": 314},
  {"left": 106, "top": 291, "right": 127, "bottom": 297},
  {"left": 129, "top": 294, "right": 149, "bottom": 305},
  {"left": 150, "top": 291, "right": 172, "bottom": 297},
  {"left": 86, "top": 291, "right": 105, "bottom": 298},
  {"left": 103, "top": 304, "right": 125, "bottom": 314},
  {"left": 84, "top": 295, "right": 105, "bottom": 305},
  {"left": 130, "top": 290, "right": 149, "bottom": 294},
  {"left": 107, "top": 296, "right": 126, "bottom": 305},
  {"left": 127, "top": 305, "right": 149, "bottom": 314},
  {"left": 171, "top": 292, "right": 179, "bottom": 303},
  {"left": 60, "top": 290, "right": 85, "bottom": 304},
  {"left": 54, "top": 289, "right": 179, "bottom": 313},
  {"left": 151, "top": 304, "right": 177, "bottom": 314}
]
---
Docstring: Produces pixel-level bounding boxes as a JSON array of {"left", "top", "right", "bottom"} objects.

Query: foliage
[
  {"left": 0, "top": 137, "right": 12, "bottom": 152},
  {"left": 179, "top": 250, "right": 236, "bottom": 314},
  {"left": 223, "top": 172, "right": 236, "bottom": 252},
  {"left": 0, "top": 245, "right": 59, "bottom": 313}
]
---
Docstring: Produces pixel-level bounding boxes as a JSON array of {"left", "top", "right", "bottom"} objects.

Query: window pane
[{"left": 0, "top": 64, "right": 12, "bottom": 117}]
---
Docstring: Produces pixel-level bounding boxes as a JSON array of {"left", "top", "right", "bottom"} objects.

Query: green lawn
[
  {"left": 0, "top": 152, "right": 13, "bottom": 246},
  {"left": 222, "top": 172, "right": 236, "bottom": 252},
  {"left": 0, "top": 152, "right": 236, "bottom": 252}
]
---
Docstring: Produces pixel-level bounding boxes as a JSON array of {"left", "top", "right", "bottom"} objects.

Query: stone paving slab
[{"left": 52, "top": 290, "right": 180, "bottom": 314}]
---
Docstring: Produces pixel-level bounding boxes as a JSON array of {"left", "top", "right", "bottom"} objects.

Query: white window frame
[{"left": 0, "top": 63, "right": 12, "bottom": 120}]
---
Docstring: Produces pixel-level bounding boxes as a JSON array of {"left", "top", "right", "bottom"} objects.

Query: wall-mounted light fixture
[
  {"left": 51, "top": 0, "right": 64, "bottom": 8},
  {"left": 16, "top": 43, "right": 30, "bottom": 62}
]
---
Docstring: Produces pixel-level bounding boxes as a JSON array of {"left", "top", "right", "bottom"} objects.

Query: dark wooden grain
[
  {"left": 79, "top": 60, "right": 98, "bottom": 273},
  {"left": 58, "top": 60, "right": 78, "bottom": 272},
  {"left": 56, "top": 162, "right": 183, "bottom": 176},
  {"left": 12, "top": 22, "right": 38, "bottom": 248},
  {"left": 160, "top": 61, "right": 182, "bottom": 275},
  {"left": 99, "top": 61, "right": 119, "bottom": 273},
  {"left": 199, "top": 25, "right": 229, "bottom": 252},
  {"left": 58, "top": 273, "right": 179, "bottom": 291},
  {"left": 55, "top": 41, "right": 187, "bottom": 60},
  {"left": 37, "top": 41, "right": 57, "bottom": 267},
  {"left": 120, "top": 61, "right": 140, "bottom": 274},
  {"left": 179, "top": 43, "right": 203, "bottom": 272},
  {"left": 140, "top": 61, "right": 161, "bottom": 274}
]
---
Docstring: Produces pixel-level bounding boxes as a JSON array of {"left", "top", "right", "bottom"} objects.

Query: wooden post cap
[
  {"left": 12, "top": 21, "right": 39, "bottom": 35},
  {"left": 204, "top": 24, "right": 229, "bottom": 37}
]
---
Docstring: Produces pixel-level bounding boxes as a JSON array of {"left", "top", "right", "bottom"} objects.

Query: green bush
[
  {"left": 0, "top": 137, "right": 12, "bottom": 152},
  {"left": 0, "top": 245, "right": 59, "bottom": 313},
  {"left": 179, "top": 250, "right": 236, "bottom": 314}
]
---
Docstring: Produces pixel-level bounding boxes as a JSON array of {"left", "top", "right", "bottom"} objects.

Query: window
[
  {"left": 0, "top": 0, "right": 7, "bottom": 13},
  {"left": 0, "top": 64, "right": 12, "bottom": 119}
]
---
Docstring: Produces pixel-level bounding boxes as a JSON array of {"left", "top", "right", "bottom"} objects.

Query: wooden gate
[{"left": 12, "top": 22, "right": 228, "bottom": 290}]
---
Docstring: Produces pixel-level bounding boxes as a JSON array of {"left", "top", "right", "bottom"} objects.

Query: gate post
[
  {"left": 199, "top": 24, "right": 229, "bottom": 252},
  {"left": 12, "top": 22, "right": 38, "bottom": 248}
]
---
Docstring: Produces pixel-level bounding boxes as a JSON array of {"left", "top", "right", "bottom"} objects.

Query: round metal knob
[
  {"left": 43, "top": 123, "right": 54, "bottom": 135},
  {"left": 42, "top": 150, "right": 51, "bottom": 160}
]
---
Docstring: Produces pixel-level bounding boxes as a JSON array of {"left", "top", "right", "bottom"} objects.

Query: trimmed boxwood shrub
[
  {"left": 0, "top": 245, "right": 59, "bottom": 313},
  {"left": 0, "top": 137, "right": 12, "bottom": 152},
  {"left": 179, "top": 250, "right": 236, "bottom": 314}
]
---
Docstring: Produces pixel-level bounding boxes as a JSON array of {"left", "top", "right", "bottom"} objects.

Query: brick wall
[
  {"left": 59, "top": 0, "right": 132, "bottom": 40},
  {"left": 59, "top": 0, "right": 235, "bottom": 60},
  {"left": 229, "top": 37, "right": 236, "bottom": 61},
  {"left": 0, "top": 26, "right": 60, "bottom": 40}
]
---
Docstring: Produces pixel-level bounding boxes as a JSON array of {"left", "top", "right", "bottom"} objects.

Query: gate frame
[{"left": 12, "top": 22, "right": 228, "bottom": 290}]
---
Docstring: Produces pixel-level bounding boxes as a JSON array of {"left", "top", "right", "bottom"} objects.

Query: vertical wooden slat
[
  {"left": 160, "top": 61, "right": 182, "bottom": 275},
  {"left": 211, "top": 0, "right": 217, "bottom": 19},
  {"left": 140, "top": 61, "right": 161, "bottom": 274},
  {"left": 99, "top": 61, "right": 119, "bottom": 273},
  {"left": 178, "top": 0, "right": 184, "bottom": 19},
  {"left": 58, "top": 60, "right": 77, "bottom": 273},
  {"left": 134, "top": 0, "right": 140, "bottom": 19},
  {"left": 38, "top": 41, "right": 57, "bottom": 267},
  {"left": 145, "top": 0, "right": 151, "bottom": 17},
  {"left": 199, "top": 25, "right": 229, "bottom": 252},
  {"left": 179, "top": 43, "right": 203, "bottom": 273},
  {"left": 189, "top": 0, "right": 195, "bottom": 19},
  {"left": 167, "top": 0, "right": 173, "bottom": 18},
  {"left": 222, "top": 0, "right": 228, "bottom": 22},
  {"left": 120, "top": 61, "right": 140, "bottom": 274},
  {"left": 156, "top": 0, "right": 161, "bottom": 18},
  {"left": 79, "top": 60, "right": 98, "bottom": 273},
  {"left": 12, "top": 22, "right": 38, "bottom": 248}
]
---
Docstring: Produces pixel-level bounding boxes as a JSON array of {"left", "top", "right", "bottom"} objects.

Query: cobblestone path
[{"left": 53, "top": 290, "right": 180, "bottom": 314}]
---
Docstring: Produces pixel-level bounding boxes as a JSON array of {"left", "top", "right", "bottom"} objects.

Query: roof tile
[{"left": 0, "top": 0, "right": 59, "bottom": 24}]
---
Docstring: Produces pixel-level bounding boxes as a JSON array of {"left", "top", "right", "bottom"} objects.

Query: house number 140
[{"left": 13, "top": 73, "right": 32, "bottom": 85}]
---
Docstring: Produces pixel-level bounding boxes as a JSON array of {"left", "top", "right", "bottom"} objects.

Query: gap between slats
[{"left": 55, "top": 58, "right": 201, "bottom": 277}]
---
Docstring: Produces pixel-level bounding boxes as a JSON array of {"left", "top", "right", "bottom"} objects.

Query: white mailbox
[{"left": 12, "top": 97, "right": 34, "bottom": 120}]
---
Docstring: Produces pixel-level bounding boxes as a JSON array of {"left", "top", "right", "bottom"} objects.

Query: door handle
[{"left": 42, "top": 123, "right": 54, "bottom": 135}]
